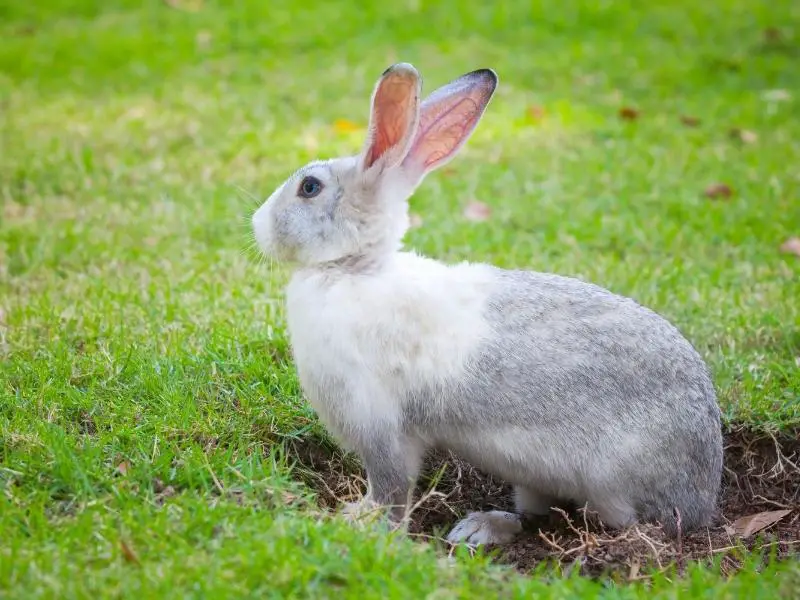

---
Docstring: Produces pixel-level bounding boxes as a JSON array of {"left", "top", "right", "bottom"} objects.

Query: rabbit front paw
[{"left": 446, "top": 510, "right": 523, "bottom": 546}]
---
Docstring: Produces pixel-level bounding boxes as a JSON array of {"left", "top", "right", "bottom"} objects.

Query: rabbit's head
[{"left": 253, "top": 63, "right": 497, "bottom": 268}]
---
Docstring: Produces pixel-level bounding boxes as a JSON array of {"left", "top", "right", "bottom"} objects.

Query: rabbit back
[{"left": 405, "top": 268, "right": 722, "bottom": 531}]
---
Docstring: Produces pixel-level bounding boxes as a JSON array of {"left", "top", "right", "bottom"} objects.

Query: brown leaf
[
  {"left": 14, "top": 24, "right": 36, "bottom": 37},
  {"left": 619, "top": 107, "right": 640, "bottom": 121},
  {"left": 764, "top": 27, "right": 782, "bottom": 42},
  {"left": 441, "top": 167, "right": 458, "bottom": 178},
  {"left": 463, "top": 201, "right": 492, "bottom": 222},
  {"left": 117, "top": 461, "right": 130, "bottom": 475},
  {"left": 408, "top": 213, "right": 424, "bottom": 229},
  {"left": 730, "top": 128, "right": 758, "bottom": 144},
  {"left": 780, "top": 237, "right": 800, "bottom": 257},
  {"left": 680, "top": 115, "right": 701, "bottom": 127},
  {"left": 526, "top": 105, "right": 546, "bottom": 121},
  {"left": 704, "top": 183, "right": 733, "bottom": 199},
  {"left": 333, "top": 118, "right": 362, "bottom": 133},
  {"left": 120, "top": 540, "right": 141, "bottom": 565},
  {"left": 731, "top": 509, "right": 791, "bottom": 538},
  {"left": 163, "top": 0, "right": 203, "bottom": 11}
]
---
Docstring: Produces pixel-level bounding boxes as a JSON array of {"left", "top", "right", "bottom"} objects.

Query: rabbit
[{"left": 251, "top": 63, "right": 723, "bottom": 546}]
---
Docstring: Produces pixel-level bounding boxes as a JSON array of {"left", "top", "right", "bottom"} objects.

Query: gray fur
[
  {"left": 385, "top": 269, "right": 722, "bottom": 534},
  {"left": 321, "top": 269, "right": 723, "bottom": 536}
]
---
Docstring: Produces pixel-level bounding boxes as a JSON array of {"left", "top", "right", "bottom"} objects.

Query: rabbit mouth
[{"left": 251, "top": 203, "right": 280, "bottom": 259}]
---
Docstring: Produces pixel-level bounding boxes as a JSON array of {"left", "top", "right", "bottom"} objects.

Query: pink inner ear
[
  {"left": 411, "top": 97, "right": 481, "bottom": 169},
  {"left": 403, "top": 75, "right": 495, "bottom": 174},
  {"left": 364, "top": 73, "right": 418, "bottom": 169}
]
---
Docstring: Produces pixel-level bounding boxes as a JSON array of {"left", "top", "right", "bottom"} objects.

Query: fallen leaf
[
  {"left": 117, "top": 461, "right": 130, "bottom": 475},
  {"left": 333, "top": 119, "right": 362, "bottom": 133},
  {"left": 163, "top": 0, "right": 203, "bottom": 11},
  {"left": 763, "top": 27, "right": 782, "bottom": 42},
  {"left": 739, "top": 130, "right": 758, "bottom": 144},
  {"left": 730, "top": 128, "right": 758, "bottom": 144},
  {"left": 527, "top": 105, "right": 546, "bottom": 121},
  {"left": 441, "top": 166, "right": 458, "bottom": 178},
  {"left": 408, "top": 213, "right": 424, "bottom": 228},
  {"left": 704, "top": 183, "right": 734, "bottom": 199},
  {"left": 463, "top": 201, "right": 492, "bottom": 222},
  {"left": 619, "top": 107, "right": 640, "bottom": 121},
  {"left": 628, "top": 561, "right": 640, "bottom": 581},
  {"left": 762, "top": 89, "right": 791, "bottom": 102},
  {"left": 281, "top": 491, "right": 299, "bottom": 504},
  {"left": 14, "top": 24, "right": 36, "bottom": 37},
  {"left": 780, "top": 237, "right": 800, "bottom": 257},
  {"left": 680, "top": 115, "right": 701, "bottom": 127},
  {"left": 120, "top": 540, "right": 141, "bottom": 565},
  {"left": 731, "top": 509, "right": 791, "bottom": 538},
  {"left": 195, "top": 30, "right": 212, "bottom": 49}
]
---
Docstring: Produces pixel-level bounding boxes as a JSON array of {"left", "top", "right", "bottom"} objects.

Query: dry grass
[{"left": 287, "top": 428, "right": 800, "bottom": 578}]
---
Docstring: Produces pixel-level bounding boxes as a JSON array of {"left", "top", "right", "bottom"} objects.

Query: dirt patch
[{"left": 286, "top": 428, "right": 800, "bottom": 578}]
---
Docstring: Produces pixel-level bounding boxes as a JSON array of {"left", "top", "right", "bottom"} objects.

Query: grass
[{"left": 1, "top": 0, "right": 799, "bottom": 597}]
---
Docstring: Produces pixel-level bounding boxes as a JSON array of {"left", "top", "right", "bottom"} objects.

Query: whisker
[
  {"left": 225, "top": 184, "right": 283, "bottom": 278},
  {"left": 233, "top": 185, "right": 262, "bottom": 209}
]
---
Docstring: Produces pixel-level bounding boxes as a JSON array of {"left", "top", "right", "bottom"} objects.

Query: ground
[{"left": 1, "top": 0, "right": 799, "bottom": 597}]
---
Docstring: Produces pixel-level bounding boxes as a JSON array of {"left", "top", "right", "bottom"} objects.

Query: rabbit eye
[{"left": 297, "top": 176, "right": 323, "bottom": 199}]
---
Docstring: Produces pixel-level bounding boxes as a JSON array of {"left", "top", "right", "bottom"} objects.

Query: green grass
[{"left": 1, "top": 0, "right": 799, "bottom": 597}]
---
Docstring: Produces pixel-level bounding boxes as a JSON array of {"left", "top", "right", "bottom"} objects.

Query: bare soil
[{"left": 287, "top": 427, "right": 800, "bottom": 578}]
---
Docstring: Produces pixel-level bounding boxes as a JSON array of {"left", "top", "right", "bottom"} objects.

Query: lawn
[{"left": 1, "top": 0, "right": 799, "bottom": 597}]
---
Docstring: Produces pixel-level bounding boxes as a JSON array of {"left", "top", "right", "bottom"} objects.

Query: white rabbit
[{"left": 252, "top": 63, "right": 723, "bottom": 545}]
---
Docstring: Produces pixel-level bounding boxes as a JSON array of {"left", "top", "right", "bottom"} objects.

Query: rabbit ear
[
  {"left": 361, "top": 63, "right": 422, "bottom": 173},
  {"left": 401, "top": 69, "right": 497, "bottom": 179}
]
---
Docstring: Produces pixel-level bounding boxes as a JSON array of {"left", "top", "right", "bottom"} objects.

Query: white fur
[{"left": 285, "top": 252, "right": 495, "bottom": 441}]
